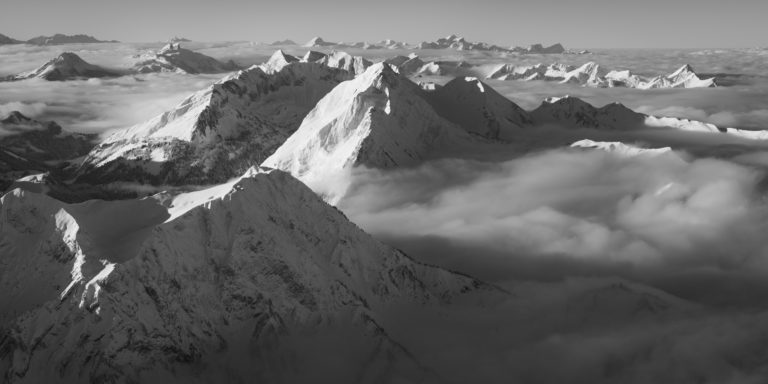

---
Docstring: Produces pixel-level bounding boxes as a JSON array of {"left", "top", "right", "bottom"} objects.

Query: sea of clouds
[{"left": 3, "top": 41, "right": 768, "bottom": 382}]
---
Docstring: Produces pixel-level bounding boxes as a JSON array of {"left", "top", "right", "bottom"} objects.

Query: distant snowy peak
[
  {"left": 304, "top": 36, "right": 336, "bottom": 47},
  {"left": 25, "top": 33, "right": 118, "bottom": 45},
  {"left": 6, "top": 52, "right": 119, "bottom": 81},
  {"left": 133, "top": 43, "right": 239, "bottom": 74},
  {"left": 260, "top": 49, "right": 299, "bottom": 73},
  {"left": 571, "top": 139, "right": 673, "bottom": 157},
  {"left": 490, "top": 61, "right": 716, "bottom": 89},
  {"left": 78, "top": 60, "right": 352, "bottom": 185}
]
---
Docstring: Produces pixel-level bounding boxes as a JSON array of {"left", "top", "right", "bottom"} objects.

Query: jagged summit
[
  {"left": 261, "top": 49, "right": 300, "bottom": 73},
  {"left": 133, "top": 43, "right": 238, "bottom": 74},
  {"left": 316, "top": 50, "right": 373, "bottom": 76},
  {"left": 5, "top": 52, "right": 119, "bottom": 81}
]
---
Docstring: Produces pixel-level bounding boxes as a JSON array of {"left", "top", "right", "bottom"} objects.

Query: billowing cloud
[{"left": 340, "top": 148, "right": 768, "bottom": 304}]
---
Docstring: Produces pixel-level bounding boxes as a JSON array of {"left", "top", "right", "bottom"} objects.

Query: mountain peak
[
  {"left": 8, "top": 52, "right": 119, "bottom": 81},
  {"left": 261, "top": 49, "right": 299, "bottom": 73}
]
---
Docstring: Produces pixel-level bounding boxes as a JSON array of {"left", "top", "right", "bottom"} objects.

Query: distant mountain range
[
  {"left": 488, "top": 62, "right": 717, "bottom": 89},
  {"left": 0, "top": 33, "right": 118, "bottom": 45},
  {"left": 64, "top": 50, "right": 756, "bottom": 199}
]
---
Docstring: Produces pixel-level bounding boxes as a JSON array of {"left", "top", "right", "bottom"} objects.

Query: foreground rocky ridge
[{"left": 0, "top": 168, "right": 494, "bottom": 383}]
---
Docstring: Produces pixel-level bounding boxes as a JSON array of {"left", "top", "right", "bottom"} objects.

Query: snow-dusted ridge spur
[{"left": 0, "top": 166, "right": 499, "bottom": 382}]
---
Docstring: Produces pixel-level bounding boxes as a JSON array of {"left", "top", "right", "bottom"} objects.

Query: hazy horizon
[{"left": 1, "top": 0, "right": 767, "bottom": 48}]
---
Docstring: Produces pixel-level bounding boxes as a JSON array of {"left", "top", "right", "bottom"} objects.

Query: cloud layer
[{"left": 340, "top": 148, "right": 768, "bottom": 304}]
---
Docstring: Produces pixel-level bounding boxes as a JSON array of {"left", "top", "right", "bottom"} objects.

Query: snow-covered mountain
[
  {"left": 0, "top": 167, "right": 494, "bottom": 383},
  {"left": 4, "top": 53, "right": 105, "bottom": 81},
  {"left": 304, "top": 36, "right": 337, "bottom": 47},
  {"left": 262, "top": 63, "right": 486, "bottom": 202},
  {"left": 77, "top": 53, "right": 353, "bottom": 185},
  {"left": 132, "top": 43, "right": 239, "bottom": 74},
  {"left": 4, "top": 52, "right": 120, "bottom": 81},
  {"left": 0, "top": 33, "right": 22, "bottom": 45},
  {"left": 489, "top": 62, "right": 717, "bottom": 89},
  {"left": 25, "top": 33, "right": 118, "bottom": 45}
]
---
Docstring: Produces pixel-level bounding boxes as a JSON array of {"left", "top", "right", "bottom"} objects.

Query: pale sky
[{"left": 1, "top": 0, "right": 766, "bottom": 48}]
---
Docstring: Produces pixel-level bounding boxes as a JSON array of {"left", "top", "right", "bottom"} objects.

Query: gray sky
[{"left": 1, "top": 0, "right": 766, "bottom": 48}]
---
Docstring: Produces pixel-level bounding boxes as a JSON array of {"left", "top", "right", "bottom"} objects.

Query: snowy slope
[
  {"left": 6, "top": 52, "right": 119, "bottom": 81},
  {"left": 0, "top": 168, "right": 492, "bottom": 383},
  {"left": 77, "top": 60, "right": 352, "bottom": 185},
  {"left": 262, "top": 63, "right": 476, "bottom": 203},
  {"left": 132, "top": 43, "right": 239, "bottom": 74}
]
